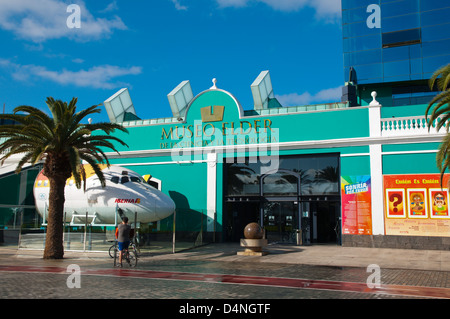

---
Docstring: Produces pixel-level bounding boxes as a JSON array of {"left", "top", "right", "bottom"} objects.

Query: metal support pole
[
  {"left": 134, "top": 211, "right": 137, "bottom": 246},
  {"left": 115, "top": 204, "right": 118, "bottom": 227},
  {"left": 83, "top": 211, "right": 87, "bottom": 252},
  {"left": 63, "top": 211, "right": 66, "bottom": 249},
  {"left": 200, "top": 211, "right": 203, "bottom": 246},
  {"left": 113, "top": 240, "right": 117, "bottom": 267},
  {"left": 67, "top": 224, "right": 71, "bottom": 250},
  {"left": 172, "top": 209, "right": 176, "bottom": 254}
]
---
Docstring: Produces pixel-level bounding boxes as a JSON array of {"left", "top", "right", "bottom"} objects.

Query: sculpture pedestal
[{"left": 237, "top": 238, "right": 268, "bottom": 256}]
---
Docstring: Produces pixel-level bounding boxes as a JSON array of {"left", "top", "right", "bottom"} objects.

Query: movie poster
[{"left": 384, "top": 174, "right": 450, "bottom": 236}]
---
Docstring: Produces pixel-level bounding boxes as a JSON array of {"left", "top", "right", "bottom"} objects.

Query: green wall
[
  {"left": 383, "top": 153, "right": 439, "bottom": 175},
  {"left": 100, "top": 87, "right": 443, "bottom": 238}
]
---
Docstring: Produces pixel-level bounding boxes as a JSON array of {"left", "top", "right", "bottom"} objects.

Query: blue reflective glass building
[{"left": 342, "top": 0, "right": 450, "bottom": 107}]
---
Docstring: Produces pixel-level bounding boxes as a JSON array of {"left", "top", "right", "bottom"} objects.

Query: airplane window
[
  {"left": 121, "top": 176, "right": 129, "bottom": 184},
  {"left": 130, "top": 176, "right": 141, "bottom": 183},
  {"left": 111, "top": 176, "right": 119, "bottom": 184},
  {"left": 148, "top": 181, "right": 159, "bottom": 189}
]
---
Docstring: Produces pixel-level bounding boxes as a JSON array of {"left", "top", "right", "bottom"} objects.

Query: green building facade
[
  {"left": 100, "top": 75, "right": 448, "bottom": 249},
  {"left": 1, "top": 73, "right": 448, "bottom": 250}
]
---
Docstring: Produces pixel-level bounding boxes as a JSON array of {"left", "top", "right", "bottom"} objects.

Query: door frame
[{"left": 260, "top": 169, "right": 302, "bottom": 241}]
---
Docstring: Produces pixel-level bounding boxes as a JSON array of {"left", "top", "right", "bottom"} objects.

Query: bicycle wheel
[
  {"left": 131, "top": 243, "right": 140, "bottom": 255},
  {"left": 109, "top": 245, "right": 117, "bottom": 258},
  {"left": 131, "top": 245, "right": 139, "bottom": 258},
  {"left": 126, "top": 250, "right": 138, "bottom": 267}
]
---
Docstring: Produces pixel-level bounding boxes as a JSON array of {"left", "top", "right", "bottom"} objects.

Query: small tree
[{"left": 0, "top": 97, "right": 128, "bottom": 259}]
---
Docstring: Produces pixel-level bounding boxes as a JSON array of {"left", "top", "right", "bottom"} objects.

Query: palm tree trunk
[{"left": 43, "top": 176, "right": 66, "bottom": 259}]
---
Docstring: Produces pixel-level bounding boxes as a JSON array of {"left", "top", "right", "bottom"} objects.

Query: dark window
[
  {"left": 121, "top": 176, "right": 129, "bottom": 184},
  {"left": 111, "top": 176, "right": 119, "bottom": 184},
  {"left": 392, "top": 85, "right": 439, "bottom": 106},
  {"left": 382, "top": 28, "right": 421, "bottom": 48},
  {"left": 130, "top": 176, "right": 141, "bottom": 183},
  {"left": 147, "top": 181, "right": 159, "bottom": 189}
]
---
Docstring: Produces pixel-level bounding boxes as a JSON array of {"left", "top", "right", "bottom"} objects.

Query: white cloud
[
  {"left": 257, "top": 0, "right": 310, "bottom": 12},
  {"left": 216, "top": 0, "right": 248, "bottom": 8},
  {"left": 100, "top": 1, "right": 119, "bottom": 13},
  {"left": 0, "top": 58, "right": 142, "bottom": 89},
  {"left": 171, "top": 0, "right": 188, "bottom": 11},
  {"left": 216, "top": 0, "right": 341, "bottom": 21},
  {"left": 276, "top": 86, "right": 342, "bottom": 106},
  {"left": 313, "top": 0, "right": 341, "bottom": 19},
  {"left": 71, "top": 58, "right": 85, "bottom": 64},
  {"left": 0, "top": 0, "right": 127, "bottom": 43}
]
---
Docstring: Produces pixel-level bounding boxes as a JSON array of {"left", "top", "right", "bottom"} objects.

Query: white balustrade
[{"left": 381, "top": 115, "right": 448, "bottom": 137}]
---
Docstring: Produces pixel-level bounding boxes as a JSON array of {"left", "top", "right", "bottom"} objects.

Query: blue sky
[{"left": 0, "top": 0, "right": 343, "bottom": 123}]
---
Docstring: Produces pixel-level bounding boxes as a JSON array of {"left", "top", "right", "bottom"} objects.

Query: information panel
[
  {"left": 384, "top": 174, "right": 450, "bottom": 236},
  {"left": 341, "top": 176, "right": 372, "bottom": 235}
]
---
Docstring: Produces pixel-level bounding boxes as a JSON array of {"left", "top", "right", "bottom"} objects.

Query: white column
[
  {"left": 370, "top": 143, "right": 384, "bottom": 234},
  {"left": 368, "top": 92, "right": 384, "bottom": 235},
  {"left": 206, "top": 152, "right": 217, "bottom": 232}
]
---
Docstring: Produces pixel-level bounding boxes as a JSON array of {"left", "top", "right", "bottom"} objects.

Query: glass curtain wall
[
  {"left": 224, "top": 154, "right": 340, "bottom": 244},
  {"left": 342, "top": 0, "right": 450, "bottom": 84},
  {"left": 225, "top": 155, "right": 340, "bottom": 197}
]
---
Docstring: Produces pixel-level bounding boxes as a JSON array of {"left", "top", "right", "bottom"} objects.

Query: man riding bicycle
[{"left": 115, "top": 216, "right": 134, "bottom": 267}]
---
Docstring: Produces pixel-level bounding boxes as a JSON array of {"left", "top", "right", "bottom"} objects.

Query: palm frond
[
  {"left": 0, "top": 96, "right": 128, "bottom": 188},
  {"left": 426, "top": 64, "right": 450, "bottom": 132}
]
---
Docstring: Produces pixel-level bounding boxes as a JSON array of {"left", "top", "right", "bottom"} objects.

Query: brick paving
[{"left": 1, "top": 243, "right": 450, "bottom": 303}]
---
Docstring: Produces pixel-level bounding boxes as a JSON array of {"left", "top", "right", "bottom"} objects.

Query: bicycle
[
  {"left": 109, "top": 240, "right": 139, "bottom": 259},
  {"left": 116, "top": 247, "right": 138, "bottom": 267},
  {"left": 110, "top": 241, "right": 138, "bottom": 267}
]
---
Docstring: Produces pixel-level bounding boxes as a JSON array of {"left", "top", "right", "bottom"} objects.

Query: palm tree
[
  {"left": 425, "top": 64, "right": 450, "bottom": 186},
  {"left": 0, "top": 97, "right": 128, "bottom": 259}
]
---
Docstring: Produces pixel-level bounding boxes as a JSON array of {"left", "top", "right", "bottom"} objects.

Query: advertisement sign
[
  {"left": 384, "top": 174, "right": 450, "bottom": 236},
  {"left": 341, "top": 176, "right": 372, "bottom": 235}
]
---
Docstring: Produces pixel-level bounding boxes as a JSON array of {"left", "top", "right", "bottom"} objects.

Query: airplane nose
[
  {"left": 134, "top": 184, "right": 175, "bottom": 222},
  {"left": 155, "top": 193, "right": 176, "bottom": 220}
]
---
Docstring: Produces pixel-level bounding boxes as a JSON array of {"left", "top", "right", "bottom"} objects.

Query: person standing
[{"left": 115, "top": 216, "right": 131, "bottom": 267}]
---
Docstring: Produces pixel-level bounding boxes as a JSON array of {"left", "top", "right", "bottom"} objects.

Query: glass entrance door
[
  {"left": 263, "top": 201, "right": 299, "bottom": 243},
  {"left": 225, "top": 201, "right": 260, "bottom": 242},
  {"left": 301, "top": 201, "right": 341, "bottom": 244}
]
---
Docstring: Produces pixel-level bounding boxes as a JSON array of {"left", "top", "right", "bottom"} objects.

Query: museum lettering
[
  {"left": 159, "top": 119, "right": 276, "bottom": 149},
  {"left": 161, "top": 119, "right": 273, "bottom": 140}
]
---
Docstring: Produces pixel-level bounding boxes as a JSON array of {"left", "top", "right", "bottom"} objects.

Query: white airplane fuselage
[{"left": 33, "top": 165, "right": 175, "bottom": 224}]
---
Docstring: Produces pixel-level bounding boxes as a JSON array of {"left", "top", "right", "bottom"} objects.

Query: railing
[
  {"left": 12, "top": 207, "right": 215, "bottom": 254},
  {"left": 381, "top": 115, "right": 449, "bottom": 137},
  {"left": 119, "top": 102, "right": 350, "bottom": 127}
]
